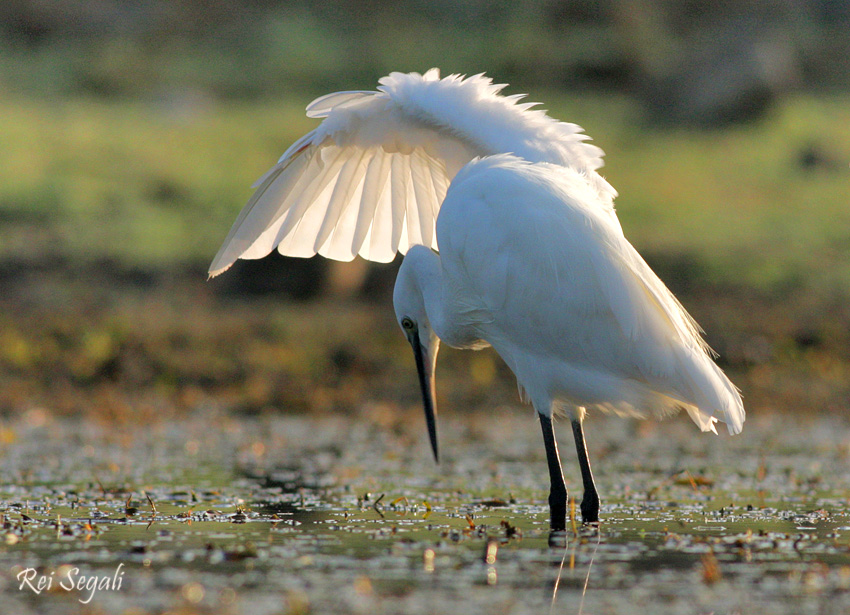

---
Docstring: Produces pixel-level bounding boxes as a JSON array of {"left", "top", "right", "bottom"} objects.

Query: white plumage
[
  {"left": 209, "top": 68, "right": 615, "bottom": 273},
  {"left": 210, "top": 69, "right": 744, "bottom": 527},
  {"left": 413, "top": 155, "right": 743, "bottom": 434}
]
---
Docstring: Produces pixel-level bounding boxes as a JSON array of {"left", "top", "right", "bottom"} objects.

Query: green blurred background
[{"left": 1, "top": 0, "right": 848, "bottom": 424}]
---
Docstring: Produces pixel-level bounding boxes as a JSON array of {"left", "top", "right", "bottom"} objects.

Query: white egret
[{"left": 210, "top": 69, "right": 745, "bottom": 530}]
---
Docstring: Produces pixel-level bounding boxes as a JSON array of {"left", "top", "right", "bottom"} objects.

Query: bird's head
[{"left": 394, "top": 250, "right": 442, "bottom": 463}]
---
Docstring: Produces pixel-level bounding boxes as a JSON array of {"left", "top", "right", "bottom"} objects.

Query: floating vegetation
[{"left": 0, "top": 411, "right": 849, "bottom": 614}]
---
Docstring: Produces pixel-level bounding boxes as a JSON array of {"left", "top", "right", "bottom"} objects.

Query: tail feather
[{"left": 677, "top": 346, "right": 745, "bottom": 435}]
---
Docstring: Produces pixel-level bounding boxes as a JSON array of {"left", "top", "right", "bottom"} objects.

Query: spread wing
[{"left": 209, "top": 69, "right": 615, "bottom": 276}]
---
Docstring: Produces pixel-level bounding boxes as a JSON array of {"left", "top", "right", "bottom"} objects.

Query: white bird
[{"left": 210, "top": 69, "right": 745, "bottom": 530}]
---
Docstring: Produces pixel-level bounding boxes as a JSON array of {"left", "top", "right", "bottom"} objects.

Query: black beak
[{"left": 410, "top": 331, "right": 439, "bottom": 463}]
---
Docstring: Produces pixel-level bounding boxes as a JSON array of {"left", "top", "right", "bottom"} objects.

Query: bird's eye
[{"left": 401, "top": 317, "right": 416, "bottom": 331}]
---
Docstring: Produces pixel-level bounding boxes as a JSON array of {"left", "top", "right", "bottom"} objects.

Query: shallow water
[{"left": 1, "top": 408, "right": 849, "bottom": 614}]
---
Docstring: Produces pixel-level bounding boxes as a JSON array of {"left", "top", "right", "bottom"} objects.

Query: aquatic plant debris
[{"left": 0, "top": 409, "right": 849, "bottom": 614}]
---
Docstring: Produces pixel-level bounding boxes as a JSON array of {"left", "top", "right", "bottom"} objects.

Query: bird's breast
[{"left": 437, "top": 325, "right": 490, "bottom": 351}]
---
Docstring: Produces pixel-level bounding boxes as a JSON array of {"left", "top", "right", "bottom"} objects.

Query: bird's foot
[
  {"left": 549, "top": 491, "right": 567, "bottom": 533},
  {"left": 549, "top": 510, "right": 567, "bottom": 533},
  {"left": 580, "top": 493, "right": 600, "bottom": 524}
]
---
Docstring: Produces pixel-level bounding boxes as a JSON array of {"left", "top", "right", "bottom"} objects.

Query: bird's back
[{"left": 437, "top": 156, "right": 744, "bottom": 434}]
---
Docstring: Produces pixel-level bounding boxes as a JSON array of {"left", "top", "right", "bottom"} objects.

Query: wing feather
[
  {"left": 409, "top": 149, "right": 437, "bottom": 247},
  {"left": 210, "top": 69, "right": 614, "bottom": 275},
  {"left": 306, "top": 91, "right": 373, "bottom": 118},
  {"left": 209, "top": 149, "right": 312, "bottom": 271},
  {"left": 314, "top": 148, "right": 369, "bottom": 258},
  {"left": 390, "top": 154, "right": 412, "bottom": 253},
  {"left": 351, "top": 150, "right": 390, "bottom": 256},
  {"left": 355, "top": 152, "right": 393, "bottom": 261},
  {"left": 364, "top": 156, "right": 397, "bottom": 263},
  {"left": 273, "top": 146, "right": 350, "bottom": 258}
]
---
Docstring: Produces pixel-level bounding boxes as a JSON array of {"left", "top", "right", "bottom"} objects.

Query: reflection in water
[
  {"left": 579, "top": 530, "right": 602, "bottom": 615},
  {"left": 550, "top": 527, "right": 602, "bottom": 615},
  {"left": 550, "top": 537, "right": 570, "bottom": 615}
]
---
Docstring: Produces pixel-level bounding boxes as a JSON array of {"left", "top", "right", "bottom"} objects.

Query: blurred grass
[
  {"left": 597, "top": 96, "right": 850, "bottom": 295},
  {"left": 0, "top": 6, "right": 629, "bottom": 101},
  {"left": 0, "top": 96, "right": 313, "bottom": 265}
]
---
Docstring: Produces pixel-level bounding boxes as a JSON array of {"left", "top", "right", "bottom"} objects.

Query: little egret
[{"left": 210, "top": 69, "right": 745, "bottom": 530}]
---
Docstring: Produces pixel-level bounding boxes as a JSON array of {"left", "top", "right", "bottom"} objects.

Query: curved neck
[
  {"left": 397, "top": 245, "right": 487, "bottom": 350},
  {"left": 400, "top": 246, "right": 447, "bottom": 340}
]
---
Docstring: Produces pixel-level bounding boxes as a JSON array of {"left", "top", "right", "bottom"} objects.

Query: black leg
[
  {"left": 571, "top": 417, "right": 599, "bottom": 523},
  {"left": 539, "top": 413, "right": 567, "bottom": 532}
]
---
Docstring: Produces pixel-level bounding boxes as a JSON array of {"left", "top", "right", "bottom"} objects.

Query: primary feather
[{"left": 208, "top": 69, "right": 615, "bottom": 276}]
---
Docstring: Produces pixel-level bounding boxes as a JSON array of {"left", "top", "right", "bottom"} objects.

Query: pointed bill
[{"left": 410, "top": 331, "right": 439, "bottom": 462}]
